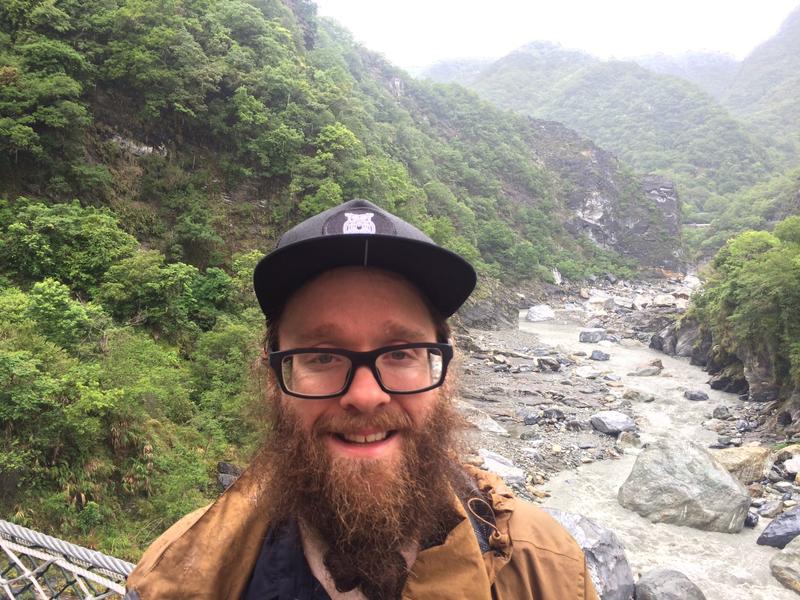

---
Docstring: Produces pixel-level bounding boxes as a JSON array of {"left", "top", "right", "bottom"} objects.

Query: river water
[{"left": 520, "top": 316, "right": 795, "bottom": 600}]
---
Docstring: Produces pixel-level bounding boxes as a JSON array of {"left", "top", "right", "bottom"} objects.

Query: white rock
[
  {"left": 784, "top": 456, "right": 800, "bottom": 475},
  {"left": 526, "top": 304, "right": 556, "bottom": 322},
  {"left": 632, "top": 294, "right": 653, "bottom": 310},
  {"left": 575, "top": 366, "right": 603, "bottom": 379},
  {"left": 683, "top": 275, "right": 701, "bottom": 289},
  {"left": 590, "top": 411, "right": 636, "bottom": 435},
  {"left": 458, "top": 402, "right": 509, "bottom": 437},
  {"left": 479, "top": 448, "right": 526, "bottom": 485},
  {"left": 613, "top": 296, "right": 634, "bottom": 309},
  {"left": 586, "top": 296, "right": 614, "bottom": 312},
  {"left": 653, "top": 294, "right": 677, "bottom": 307}
]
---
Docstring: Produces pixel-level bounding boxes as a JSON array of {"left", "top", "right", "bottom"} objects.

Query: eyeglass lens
[{"left": 281, "top": 347, "right": 445, "bottom": 397}]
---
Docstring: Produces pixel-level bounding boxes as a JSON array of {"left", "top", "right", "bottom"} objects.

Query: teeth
[{"left": 342, "top": 432, "right": 389, "bottom": 444}]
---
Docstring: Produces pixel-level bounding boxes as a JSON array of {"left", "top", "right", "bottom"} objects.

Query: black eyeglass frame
[{"left": 268, "top": 342, "right": 454, "bottom": 400}]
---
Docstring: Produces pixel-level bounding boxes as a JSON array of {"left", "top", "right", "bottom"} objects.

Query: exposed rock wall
[
  {"left": 651, "top": 316, "right": 800, "bottom": 438},
  {"left": 519, "top": 120, "right": 684, "bottom": 272}
]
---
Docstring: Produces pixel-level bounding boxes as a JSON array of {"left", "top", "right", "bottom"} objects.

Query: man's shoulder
[
  {"left": 464, "top": 465, "right": 584, "bottom": 561},
  {"left": 129, "top": 504, "right": 212, "bottom": 581}
]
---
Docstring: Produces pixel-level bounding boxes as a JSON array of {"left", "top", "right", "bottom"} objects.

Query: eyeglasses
[{"left": 268, "top": 343, "right": 453, "bottom": 399}]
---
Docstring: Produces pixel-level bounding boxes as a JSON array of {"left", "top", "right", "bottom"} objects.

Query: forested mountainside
[
  {"left": 0, "top": 0, "right": 684, "bottom": 559},
  {"left": 690, "top": 166, "right": 800, "bottom": 257},
  {"left": 633, "top": 52, "right": 739, "bottom": 102},
  {"left": 423, "top": 42, "right": 776, "bottom": 213},
  {"left": 0, "top": 0, "right": 679, "bottom": 281},
  {"left": 723, "top": 6, "right": 800, "bottom": 149}
]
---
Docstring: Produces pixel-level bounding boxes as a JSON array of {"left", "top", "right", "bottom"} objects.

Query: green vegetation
[
  {"left": 0, "top": 199, "right": 264, "bottom": 559},
  {"left": 634, "top": 52, "right": 739, "bottom": 102},
  {"left": 0, "top": 0, "right": 655, "bottom": 559},
  {"left": 686, "top": 167, "right": 800, "bottom": 260},
  {"left": 427, "top": 27, "right": 800, "bottom": 259},
  {"left": 691, "top": 216, "right": 800, "bottom": 399},
  {"left": 431, "top": 44, "right": 776, "bottom": 209},
  {"left": 724, "top": 6, "right": 800, "bottom": 154}
]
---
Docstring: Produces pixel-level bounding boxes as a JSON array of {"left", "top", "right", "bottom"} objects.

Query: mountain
[
  {"left": 633, "top": 52, "right": 738, "bottom": 101},
  {"left": 0, "top": 6, "right": 680, "bottom": 281},
  {"left": 723, "top": 6, "right": 800, "bottom": 152},
  {"left": 426, "top": 44, "right": 773, "bottom": 209},
  {"left": 420, "top": 57, "right": 494, "bottom": 84}
]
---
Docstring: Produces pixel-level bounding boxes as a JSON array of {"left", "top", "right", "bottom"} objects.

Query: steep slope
[
  {"left": 689, "top": 166, "right": 800, "bottom": 258},
  {"left": 724, "top": 6, "right": 800, "bottom": 151},
  {"left": 467, "top": 42, "right": 596, "bottom": 109},
  {"left": 634, "top": 52, "right": 739, "bottom": 101},
  {"left": 427, "top": 45, "right": 773, "bottom": 209},
  {"left": 539, "top": 61, "right": 772, "bottom": 205}
]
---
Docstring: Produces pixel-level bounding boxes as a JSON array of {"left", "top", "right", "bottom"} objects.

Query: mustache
[{"left": 312, "top": 409, "right": 414, "bottom": 436}]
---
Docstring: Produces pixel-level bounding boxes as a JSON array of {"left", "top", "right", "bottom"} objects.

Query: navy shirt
[{"left": 242, "top": 520, "right": 331, "bottom": 600}]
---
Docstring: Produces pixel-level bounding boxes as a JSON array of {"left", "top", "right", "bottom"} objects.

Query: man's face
[
  {"left": 263, "top": 267, "right": 465, "bottom": 598},
  {"left": 276, "top": 266, "right": 442, "bottom": 470}
]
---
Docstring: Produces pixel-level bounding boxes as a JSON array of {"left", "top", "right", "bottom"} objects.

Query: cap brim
[{"left": 253, "top": 235, "right": 476, "bottom": 321}]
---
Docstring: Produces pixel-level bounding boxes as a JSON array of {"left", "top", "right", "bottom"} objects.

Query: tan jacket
[{"left": 126, "top": 465, "right": 598, "bottom": 600}]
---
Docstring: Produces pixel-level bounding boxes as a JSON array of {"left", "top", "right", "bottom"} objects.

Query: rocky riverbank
[{"left": 456, "top": 277, "right": 800, "bottom": 599}]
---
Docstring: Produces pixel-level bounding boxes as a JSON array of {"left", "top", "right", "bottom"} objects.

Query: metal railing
[{"left": 0, "top": 520, "right": 133, "bottom": 599}]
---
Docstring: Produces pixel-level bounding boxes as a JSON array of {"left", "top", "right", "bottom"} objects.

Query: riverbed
[{"left": 521, "top": 317, "right": 795, "bottom": 600}]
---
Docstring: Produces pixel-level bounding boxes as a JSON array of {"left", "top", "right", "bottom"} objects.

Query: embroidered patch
[
  {"left": 342, "top": 212, "right": 376, "bottom": 234},
  {"left": 322, "top": 208, "right": 396, "bottom": 236}
]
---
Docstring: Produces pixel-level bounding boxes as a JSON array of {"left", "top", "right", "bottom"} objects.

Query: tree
[
  {"left": 0, "top": 199, "right": 137, "bottom": 293},
  {"left": 26, "top": 278, "right": 108, "bottom": 352},
  {"left": 98, "top": 250, "right": 200, "bottom": 344}
]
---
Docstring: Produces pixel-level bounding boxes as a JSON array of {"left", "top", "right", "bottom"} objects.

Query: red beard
[{"left": 256, "top": 394, "right": 468, "bottom": 600}]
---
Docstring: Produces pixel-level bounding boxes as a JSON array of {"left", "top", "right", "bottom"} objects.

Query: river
[{"left": 520, "top": 316, "right": 795, "bottom": 600}]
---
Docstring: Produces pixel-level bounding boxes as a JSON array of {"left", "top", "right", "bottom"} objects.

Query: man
[{"left": 125, "top": 199, "right": 598, "bottom": 600}]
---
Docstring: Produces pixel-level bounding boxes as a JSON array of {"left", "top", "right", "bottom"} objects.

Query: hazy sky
[{"left": 313, "top": 0, "right": 799, "bottom": 70}]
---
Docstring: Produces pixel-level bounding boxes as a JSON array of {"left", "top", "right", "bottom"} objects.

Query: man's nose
[{"left": 339, "top": 365, "right": 391, "bottom": 413}]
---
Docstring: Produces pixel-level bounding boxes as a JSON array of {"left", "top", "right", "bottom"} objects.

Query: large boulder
[
  {"left": 544, "top": 509, "right": 634, "bottom": 600},
  {"left": 591, "top": 411, "right": 636, "bottom": 435},
  {"left": 526, "top": 304, "right": 555, "bottom": 322},
  {"left": 650, "top": 324, "right": 677, "bottom": 355},
  {"left": 673, "top": 324, "right": 701, "bottom": 357},
  {"left": 617, "top": 440, "right": 750, "bottom": 532},
  {"left": 709, "top": 446, "right": 771, "bottom": 485},
  {"left": 757, "top": 506, "right": 800, "bottom": 549},
  {"left": 580, "top": 328, "right": 606, "bottom": 343},
  {"left": 636, "top": 569, "right": 706, "bottom": 600},
  {"left": 771, "top": 535, "right": 800, "bottom": 593},
  {"left": 586, "top": 295, "right": 615, "bottom": 313}
]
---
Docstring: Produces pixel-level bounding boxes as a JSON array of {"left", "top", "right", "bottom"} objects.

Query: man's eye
[
  {"left": 312, "top": 353, "right": 337, "bottom": 364},
  {"left": 388, "top": 350, "right": 411, "bottom": 360}
]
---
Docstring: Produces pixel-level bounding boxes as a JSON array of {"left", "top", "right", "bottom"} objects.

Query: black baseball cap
[{"left": 253, "top": 199, "right": 477, "bottom": 322}]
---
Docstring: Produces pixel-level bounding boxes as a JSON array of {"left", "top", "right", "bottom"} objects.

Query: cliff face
[{"left": 519, "top": 120, "right": 683, "bottom": 271}]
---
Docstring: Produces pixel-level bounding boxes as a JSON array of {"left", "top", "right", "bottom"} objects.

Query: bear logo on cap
[{"left": 342, "top": 212, "right": 376, "bottom": 234}]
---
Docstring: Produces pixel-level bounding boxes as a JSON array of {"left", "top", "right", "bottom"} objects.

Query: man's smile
[
  {"left": 338, "top": 431, "right": 393, "bottom": 443},
  {"left": 327, "top": 429, "right": 402, "bottom": 458}
]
